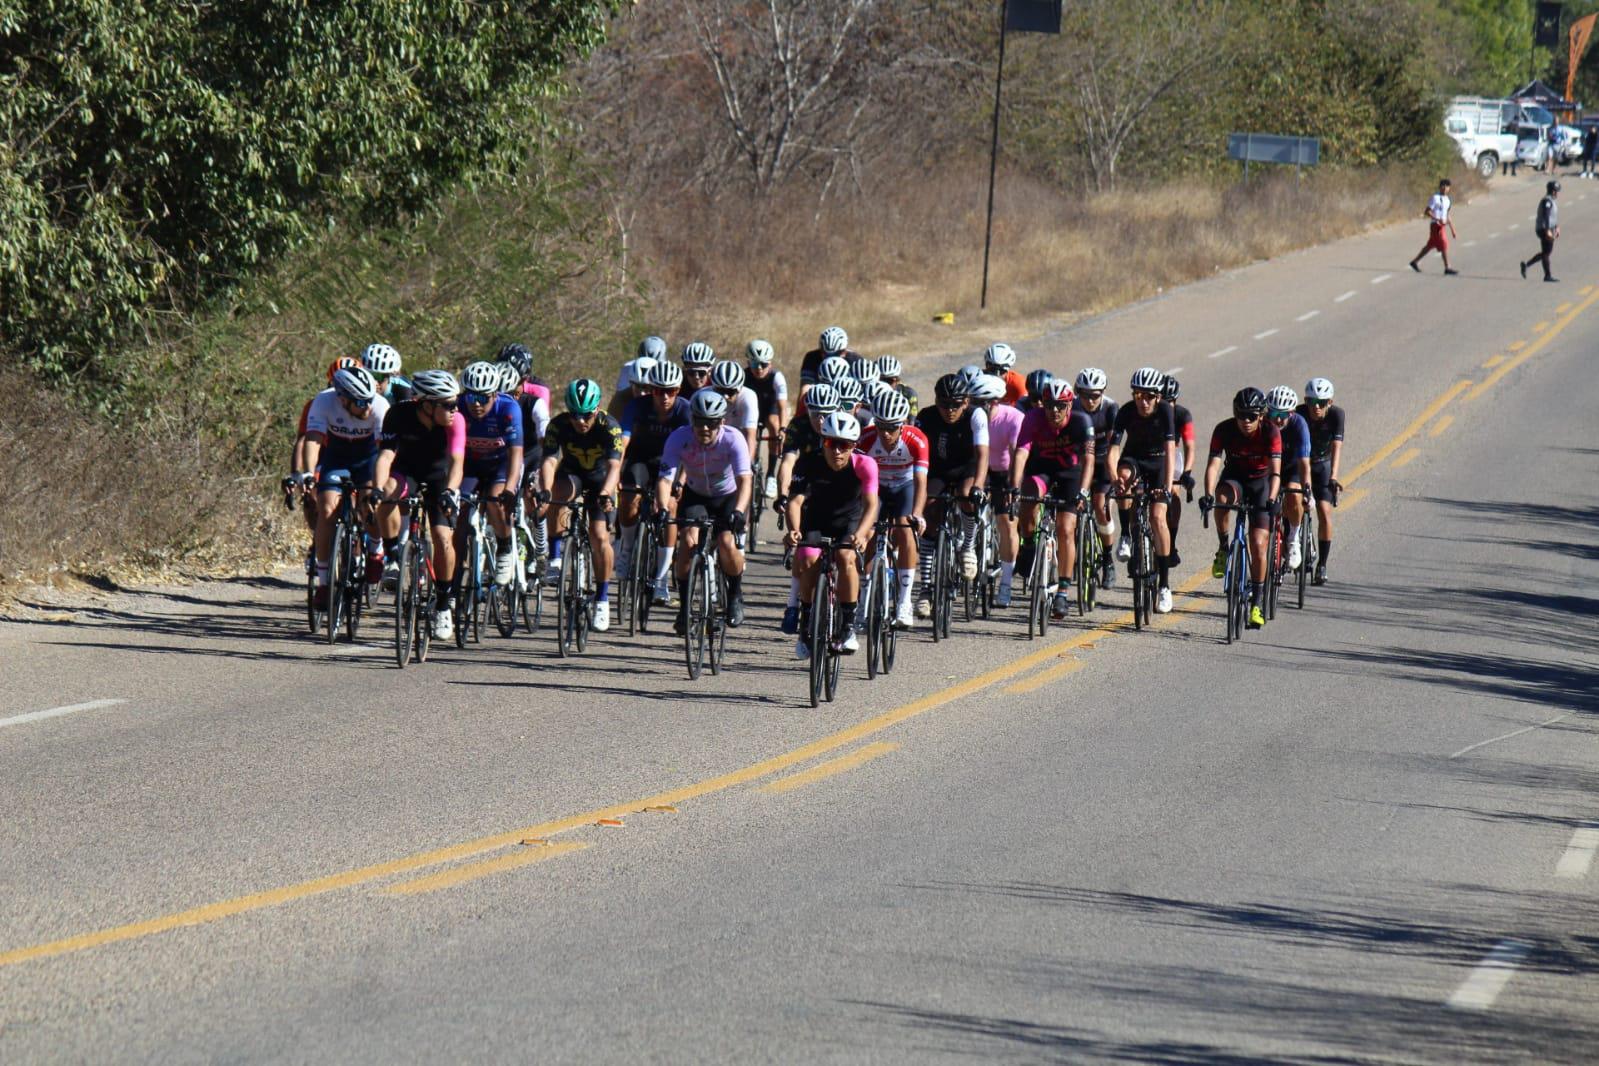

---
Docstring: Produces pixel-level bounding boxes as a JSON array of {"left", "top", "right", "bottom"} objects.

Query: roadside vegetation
[{"left": 0, "top": 0, "right": 1541, "bottom": 589}]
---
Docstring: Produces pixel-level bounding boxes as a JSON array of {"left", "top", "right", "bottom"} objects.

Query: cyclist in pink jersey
[
  {"left": 858, "top": 390, "right": 927, "bottom": 628},
  {"left": 785, "top": 411, "right": 879, "bottom": 658},
  {"left": 973, "top": 374, "right": 1023, "bottom": 607}
]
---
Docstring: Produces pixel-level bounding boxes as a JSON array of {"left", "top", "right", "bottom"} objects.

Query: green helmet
[{"left": 565, "top": 378, "right": 602, "bottom": 414}]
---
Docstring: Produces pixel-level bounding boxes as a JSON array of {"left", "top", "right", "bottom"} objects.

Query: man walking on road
[
  {"left": 1409, "top": 178, "right": 1458, "bottom": 275},
  {"left": 1520, "top": 181, "right": 1561, "bottom": 283}
]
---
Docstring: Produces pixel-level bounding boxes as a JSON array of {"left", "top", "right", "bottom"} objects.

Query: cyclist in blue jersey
[
  {"left": 363, "top": 343, "right": 411, "bottom": 404},
  {"left": 658, "top": 390, "right": 754, "bottom": 630},
  {"left": 457, "top": 362, "right": 525, "bottom": 586},
  {"left": 1266, "top": 385, "right": 1312, "bottom": 573}
]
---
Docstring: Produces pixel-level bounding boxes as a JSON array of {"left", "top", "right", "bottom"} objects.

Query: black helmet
[
  {"left": 934, "top": 373, "right": 968, "bottom": 404},
  {"left": 1547, "top": 180, "right": 1562, "bottom": 194},
  {"left": 1233, "top": 386, "right": 1268, "bottom": 417},
  {"left": 1025, "top": 368, "right": 1054, "bottom": 399},
  {"left": 497, "top": 343, "right": 532, "bottom": 378},
  {"left": 1161, "top": 375, "right": 1180, "bottom": 402}
]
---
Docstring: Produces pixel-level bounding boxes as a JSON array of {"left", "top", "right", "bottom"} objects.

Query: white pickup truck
[{"left": 1445, "top": 97, "right": 1518, "bottom": 178}]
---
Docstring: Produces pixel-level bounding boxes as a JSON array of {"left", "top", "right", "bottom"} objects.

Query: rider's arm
[
  {"left": 1203, "top": 453, "right": 1222, "bottom": 497},
  {"left": 372, "top": 447, "right": 397, "bottom": 494},
  {"left": 784, "top": 491, "right": 806, "bottom": 536},
  {"left": 1329, "top": 439, "right": 1343, "bottom": 483},
  {"left": 302, "top": 432, "right": 326, "bottom": 479},
  {"left": 1267, "top": 454, "right": 1282, "bottom": 504},
  {"left": 505, "top": 444, "right": 524, "bottom": 498},
  {"left": 777, "top": 449, "right": 799, "bottom": 495},
  {"left": 1009, "top": 444, "right": 1030, "bottom": 490},
  {"left": 539, "top": 452, "right": 559, "bottom": 495},
  {"left": 1163, "top": 439, "right": 1176, "bottom": 494},
  {"left": 600, "top": 457, "right": 622, "bottom": 501},
  {"left": 734, "top": 472, "right": 753, "bottom": 516}
]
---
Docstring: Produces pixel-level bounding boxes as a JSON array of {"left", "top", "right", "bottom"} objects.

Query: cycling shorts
[
  {"left": 879, "top": 480, "right": 916, "bottom": 520},
  {"left": 622, "top": 459, "right": 660, "bottom": 490},
  {"left": 559, "top": 469, "right": 617, "bottom": 527},
  {"left": 317, "top": 454, "right": 376, "bottom": 493},
  {"left": 926, "top": 460, "right": 978, "bottom": 486},
  {"left": 460, "top": 457, "right": 511, "bottom": 499},
  {"left": 392, "top": 469, "right": 455, "bottom": 528},
  {"left": 679, "top": 488, "right": 741, "bottom": 535},
  {"left": 1310, "top": 460, "right": 1336, "bottom": 504},
  {"left": 1090, "top": 458, "right": 1114, "bottom": 492},
  {"left": 1025, "top": 469, "right": 1085, "bottom": 512},
  {"left": 1116, "top": 456, "right": 1168, "bottom": 498},
  {"left": 1221, "top": 470, "right": 1273, "bottom": 530}
]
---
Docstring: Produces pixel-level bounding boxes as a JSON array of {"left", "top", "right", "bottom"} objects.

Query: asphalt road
[{"left": 2, "top": 169, "right": 1596, "bottom": 1064}]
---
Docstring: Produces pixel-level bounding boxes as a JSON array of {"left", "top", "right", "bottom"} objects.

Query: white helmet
[
  {"left": 819, "top": 326, "right": 849, "bottom": 354},
  {"left": 637, "top": 336, "right": 668, "bottom": 360},
  {"left": 1130, "top": 367, "right": 1165, "bottom": 392},
  {"left": 984, "top": 342, "right": 1016, "bottom": 370},
  {"left": 1267, "top": 385, "right": 1300, "bottom": 413},
  {"left": 819, "top": 410, "right": 861, "bottom": 442},
  {"left": 681, "top": 341, "right": 715, "bottom": 368},
  {"left": 361, "top": 343, "right": 401, "bottom": 375},
  {"left": 648, "top": 360, "right": 684, "bottom": 390},
  {"left": 1305, "top": 377, "right": 1334, "bottom": 401},
  {"left": 876, "top": 355, "right": 903, "bottom": 379},
  {"left": 691, "top": 389, "right": 728, "bottom": 420},
  {"left": 806, "top": 383, "right": 841, "bottom": 415},
  {"left": 710, "top": 360, "right": 746, "bottom": 391},
  {"left": 818, "top": 355, "right": 851, "bottom": 385},
  {"left": 1075, "top": 367, "right": 1107, "bottom": 391},
  {"left": 411, "top": 369, "right": 460, "bottom": 401},
  {"left": 461, "top": 361, "right": 502, "bottom": 395},
  {"left": 866, "top": 380, "right": 896, "bottom": 407},
  {"left": 853, "top": 358, "right": 881, "bottom": 385},
  {"left": 332, "top": 367, "right": 379, "bottom": 405},
  {"left": 497, "top": 363, "right": 521, "bottom": 393},
  {"left": 630, "top": 356, "right": 659, "bottom": 387},
  {"left": 835, "top": 377, "right": 865, "bottom": 409},
  {"left": 971, "top": 374, "right": 1005, "bottom": 402},
  {"left": 957, "top": 364, "right": 983, "bottom": 390},
  {"left": 746, "top": 339, "right": 775, "bottom": 366},
  {"left": 873, "top": 390, "right": 912, "bottom": 426}
]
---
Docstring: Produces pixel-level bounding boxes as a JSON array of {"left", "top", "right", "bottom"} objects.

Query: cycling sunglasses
[
  {"left": 463, "top": 391, "right": 492, "bottom": 406},
  {"left": 1077, "top": 390, "right": 1104, "bottom": 400},
  {"left": 1268, "top": 409, "right": 1293, "bottom": 420},
  {"left": 692, "top": 416, "right": 723, "bottom": 428},
  {"left": 1309, "top": 399, "right": 1331, "bottom": 408},
  {"left": 1237, "top": 411, "right": 1263, "bottom": 423},
  {"left": 1132, "top": 389, "right": 1160, "bottom": 400},
  {"left": 716, "top": 387, "right": 740, "bottom": 397},
  {"left": 823, "top": 437, "right": 857, "bottom": 451},
  {"left": 1043, "top": 400, "right": 1071, "bottom": 411}
]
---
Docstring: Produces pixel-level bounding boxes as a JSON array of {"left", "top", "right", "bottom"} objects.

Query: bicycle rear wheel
[{"left": 685, "top": 557, "right": 707, "bottom": 680}]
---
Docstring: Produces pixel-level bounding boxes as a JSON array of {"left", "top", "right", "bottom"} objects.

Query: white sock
[
  {"left": 897, "top": 568, "right": 914, "bottom": 607},
  {"left": 1287, "top": 521, "right": 1300, "bottom": 539},
  {"left": 654, "top": 547, "right": 671, "bottom": 585},
  {"left": 1001, "top": 560, "right": 1015, "bottom": 587},
  {"left": 788, "top": 576, "right": 801, "bottom": 608}
]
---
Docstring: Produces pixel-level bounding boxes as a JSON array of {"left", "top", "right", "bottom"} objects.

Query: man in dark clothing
[
  {"left": 1520, "top": 181, "right": 1561, "bottom": 283},
  {"left": 1582, "top": 127, "right": 1599, "bottom": 179}
]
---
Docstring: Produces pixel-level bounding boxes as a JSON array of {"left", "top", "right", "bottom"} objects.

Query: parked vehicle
[
  {"left": 1552, "top": 124, "right": 1585, "bottom": 164},
  {"left": 1445, "top": 97, "right": 1517, "bottom": 178},
  {"left": 1516, "top": 124, "right": 1551, "bottom": 170}
]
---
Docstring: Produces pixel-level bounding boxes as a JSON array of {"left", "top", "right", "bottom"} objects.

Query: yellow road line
[
  {"left": 1390, "top": 448, "right": 1422, "bottom": 469},
  {"left": 1557, "top": 302, "right": 1572, "bottom": 313},
  {"left": 1508, "top": 340, "right": 1527, "bottom": 351},
  {"left": 1581, "top": 285, "right": 1594, "bottom": 295},
  {"left": 1340, "top": 488, "right": 1369, "bottom": 510},
  {"left": 1481, "top": 355, "right": 1506, "bottom": 369},
  {"left": 1428, "top": 415, "right": 1454, "bottom": 438},
  {"left": 1466, "top": 284, "right": 1599, "bottom": 402},
  {"left": 1004, "top": 658, "right": 1083, "bottom": 695},
  {"left": 1343, "top": 378, "right": 1473, "bottom": 487},
  {"left": 384, "top": 843, "right": 588, "bottom": 897},
  {"left": 761, "top": 742, "right": 898, "bottom": 794},
  {"left": 1533, "top": 321, "right": 1549, "bottom": 333}
]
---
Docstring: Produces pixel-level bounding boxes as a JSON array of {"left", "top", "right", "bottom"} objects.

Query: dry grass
[{"left": 638, "top": 161, "right": 1475, "bottom": 366}]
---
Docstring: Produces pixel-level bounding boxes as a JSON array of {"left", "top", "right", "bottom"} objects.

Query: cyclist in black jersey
[
  {"left": 912, "top": 374, "right": 990, "bottom": 616},
  {"left": 538, "top": 378, "right": 624, "bottom": 632},
  {"left": 618, "top": 361, "right": 690, "bottom": 603},
  {"left": 1161, "top": 375, "right": 1196, "bottom": 566},
  {"left": 1073, "top": 368, "right": 1120, "bottom": 587},
  {"left": 775, "top": 383, "right": 840, "bottom": 633},
  {"left": 746, "top": 340, "right": 789, "bottom": 500},
  {"left": 1297, "top": 376, "right": 1344, "bottom": 585},
  {"left": 1107, "top": 368, "right": 1177, "bottom": 613}
]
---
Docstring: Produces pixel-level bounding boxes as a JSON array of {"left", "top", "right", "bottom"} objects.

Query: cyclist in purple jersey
[
  {"left": 785, "top": 411, "right": 879, "bottom": 658},
  {"left": 1266, "top": 385, "right": 1313, "bottom": 576},
  {"left": 1107, "top": 368, "right": 1177, "bottom": 612},
  {"left": 658, "top": 390, "right": 753, "bottom": 629},
  {"left": 1073, "top": 367, "right": 1120, "bottom": 587},
  {"left": 1200, "top": 387, "right": 1282, "bottom": 630},
  {"left": 1012, "top": 379, "right": 1095, "bottom": 619},
  {"left": 1297, "top": 376, "right": 1345, "bottom": 584},
  {"left": 457, "top": 362, "right": 525, "bottom": 586}
]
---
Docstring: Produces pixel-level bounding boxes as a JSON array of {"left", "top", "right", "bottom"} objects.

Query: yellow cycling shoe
[{"left": 1211, "top": 548, "right": 1227, "bottom": 579}]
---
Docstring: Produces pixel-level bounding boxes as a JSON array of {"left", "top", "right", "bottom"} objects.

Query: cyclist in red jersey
[
  {"left": 983, "top": 343, "right": 1027, "bottom": 406},
  {"left": 858, "top": 390, "right": 928, "bottom": 628}
]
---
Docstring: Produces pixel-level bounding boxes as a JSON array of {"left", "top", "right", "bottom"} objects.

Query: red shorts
[{"left": 1426, "top": 222, "right": 1448, "bottom": 252}]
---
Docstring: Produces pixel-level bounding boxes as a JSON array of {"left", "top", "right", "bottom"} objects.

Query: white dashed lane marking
[
  {"left": 0, "top": 699, "right": 127, "bottom": 730},
  {"left": 1555, "top": 824, "right": 1599, "bottom": 879},
  {"left": 1253, "top": 329, "right": 1279, "bottom": 341},
  {"left": 1447, "top": 940, "right": 1529, "bottom": 1011},
  {"left": 1335, "top": 290, "right": 1357, "bottom": 303},
  {"left": 1296, "top": 310, "right": 1320, "bottom": 322},
  {"left": 1371, "top": 273, "right": 1393, "bottom": 285},
  {"left": 1206, "top": 346, "right": 1237, "bottom": 360}
]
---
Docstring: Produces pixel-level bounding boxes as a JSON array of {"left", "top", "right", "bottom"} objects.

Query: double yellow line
[{"left": 5, "top": 278, "right": 1595, "bottom": 971}]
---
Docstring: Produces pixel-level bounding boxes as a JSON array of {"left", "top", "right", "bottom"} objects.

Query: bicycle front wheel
[
  {"left": 865, "top": 561, "right": 884, "bottom": 679},
  {"left": 393, "top": 541, "right": 415, "bottom": 668},
  {"left": 709, "top": 571, "right": 727, "bottom": 676},
  {"left": 685, "top": 557, "right": 707, "bottom": 680},
  {"left": 808, "top": 576, "right": 827, "bottom": 708}
]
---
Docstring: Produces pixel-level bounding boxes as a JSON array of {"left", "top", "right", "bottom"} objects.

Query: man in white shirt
[{"left": 1409, "top": 178, "right": 1458, "bottom": 275}]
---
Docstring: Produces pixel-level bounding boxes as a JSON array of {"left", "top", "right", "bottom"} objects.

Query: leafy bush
[{"left": 0, "top": 0, "right": 617, "bottom": 386}]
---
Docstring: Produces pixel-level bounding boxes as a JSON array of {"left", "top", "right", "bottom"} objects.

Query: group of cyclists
[{"left": 284, "top": 324, "right": 1347, "bottom": 660}]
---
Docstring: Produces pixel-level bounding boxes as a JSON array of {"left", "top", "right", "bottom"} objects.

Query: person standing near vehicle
[
  {"left": 1520, "top": 181, "right": 1561, "bottom": 283},
  {"left": 1409, "top": 179, "right": 1458, "bottom": 276},
  {"left": 1582, "top": 127, "right": 1599, "bottom": 179}
]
